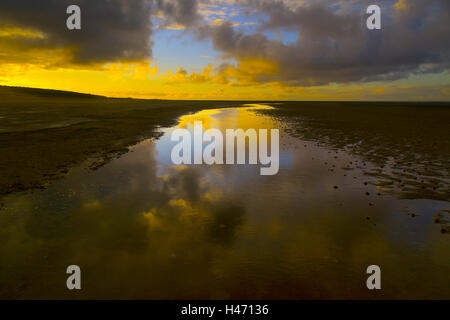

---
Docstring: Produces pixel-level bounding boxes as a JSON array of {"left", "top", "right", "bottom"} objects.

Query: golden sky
[{"left": 0, "top": 0, "right": 449, "bottom": 101}]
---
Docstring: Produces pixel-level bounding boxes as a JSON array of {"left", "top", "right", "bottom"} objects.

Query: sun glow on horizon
[{"left": 0, "top": 1, "right": 449, "bottom": 101}]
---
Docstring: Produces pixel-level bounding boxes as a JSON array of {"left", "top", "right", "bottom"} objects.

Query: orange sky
[{"left": 0, "top": 0, "right": 449, "bottom": 101}]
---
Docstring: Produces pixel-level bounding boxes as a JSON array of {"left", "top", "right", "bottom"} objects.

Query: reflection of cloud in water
[{"left": 0, "top": 105, "right": 449, "bottom": 299}]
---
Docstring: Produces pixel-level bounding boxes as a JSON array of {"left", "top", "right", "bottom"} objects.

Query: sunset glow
[{"left": 0, "top": 0, "right": 449, "bottom": 100}]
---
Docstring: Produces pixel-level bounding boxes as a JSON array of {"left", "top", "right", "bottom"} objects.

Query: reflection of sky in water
[
  {"left": 0, "top": 105, "right": 449, "bottom": 299},
  {"left": 155, "top": 106, "right": 294, "bottom": 169}
]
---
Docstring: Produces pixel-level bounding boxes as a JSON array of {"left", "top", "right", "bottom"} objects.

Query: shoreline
[
  {"left": 1, "top": 86, "right": 449, "bottom": 203},
  {"left": 0, "top": 86, "right": 246, "bottom": 200}
]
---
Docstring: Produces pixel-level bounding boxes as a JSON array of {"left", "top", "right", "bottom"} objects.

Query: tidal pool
[{"left": 0, "top": 104, "right": 449, "bottom": 299}]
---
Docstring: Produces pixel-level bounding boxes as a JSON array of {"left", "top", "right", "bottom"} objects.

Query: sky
[{"left": 0, "top": 0, "right": 449, "bottom": 100}]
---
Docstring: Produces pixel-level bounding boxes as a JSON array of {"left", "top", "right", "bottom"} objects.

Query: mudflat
[
  {"left": 1, "top": 87, "right": 449, "bottom": 204},
  {"left": 0, "top": 86, "right": 245, "bottom": 199},
  {"left": 1, "top": 103, "right": 449, "bottom": 299},
  {"left": 259, "top": 101, "right": 450, "bottom": 201}
]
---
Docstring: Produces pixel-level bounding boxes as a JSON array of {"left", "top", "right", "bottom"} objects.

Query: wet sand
[
  {"left": 0, "top": 103, "right": 449, "bottom": 299},
  {"left": 0, "top": 86, "right": 247, "bottom": 199},
  {"left": 259, "top": 102, "right": 450, "bottom": 201}
]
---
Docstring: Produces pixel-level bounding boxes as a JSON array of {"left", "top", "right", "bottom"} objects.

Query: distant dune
[{"left": 0, "top": 85, "right": 107, "bottom": 99}]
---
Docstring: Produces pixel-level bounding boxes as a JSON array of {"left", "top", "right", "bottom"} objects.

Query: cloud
[
  {"left": 163, "top": 64, "right": 215, "bottom": 83},
  {"left": 0, "top": 0, "right": 449, "bottom": 99},
  {"left": 0, "top": 0, "right": 154, "bottom": 64},
  {"left": 196, "top": 0, "right": 450, "bottom": 86},
  {"left": 154, "top": 0, "right": 203, "bottom": 29}
]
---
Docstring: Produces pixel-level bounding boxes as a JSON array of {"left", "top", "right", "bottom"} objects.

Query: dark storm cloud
[
  {"left": 155, "top": 0, "right": 203, "bottom": 28},
  {"left": 201, "top": 0, "right": 450, "bottom": 86},
  {"left": 0, "top": 0, "right": 208, "bottom": 63},
  {"left": 0, "top": 0, "right": 154, "bottom": 63}
]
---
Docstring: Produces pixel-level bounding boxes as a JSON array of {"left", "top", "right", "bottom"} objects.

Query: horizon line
[{"left": 2, "top": 84, "right": 449, "bottom": 103}]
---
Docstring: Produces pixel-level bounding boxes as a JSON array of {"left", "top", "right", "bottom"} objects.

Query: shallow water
[{"left": 0, "top": 104, "right": 449, "bottom": 299}]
